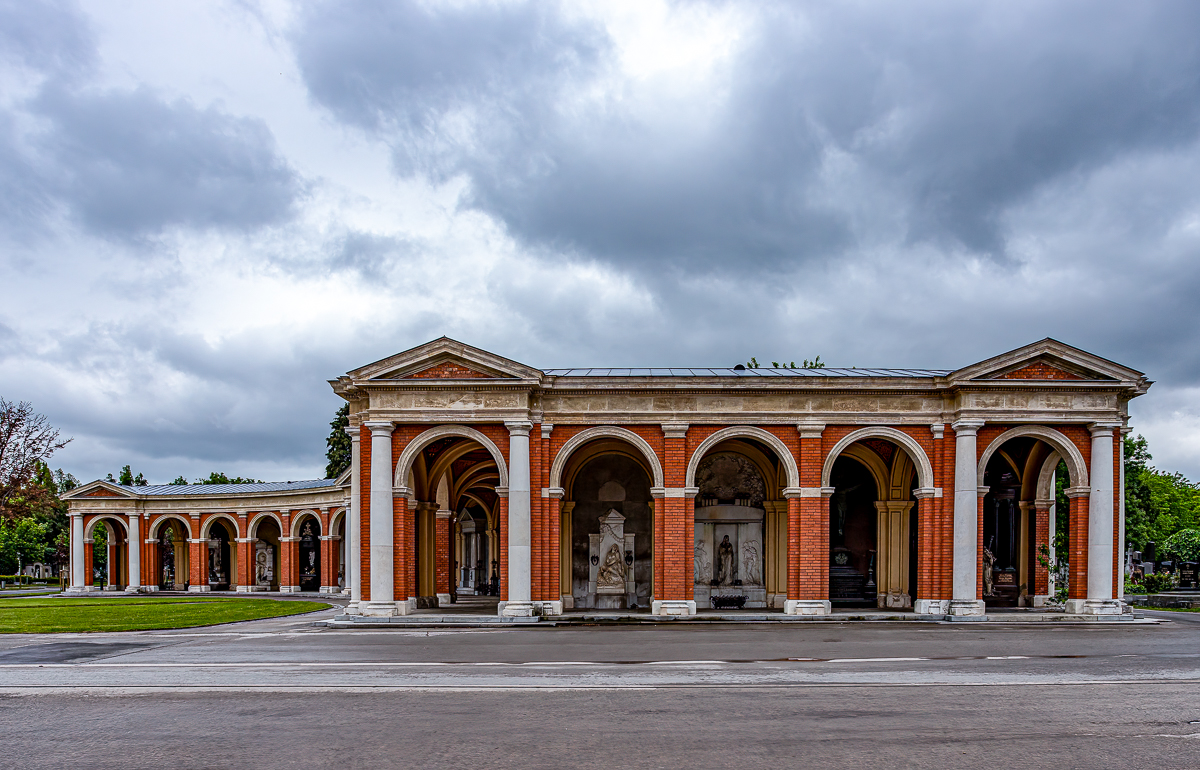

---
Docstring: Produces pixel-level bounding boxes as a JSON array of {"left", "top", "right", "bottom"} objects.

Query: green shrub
[{"left": 1162, "top": 529, "right": 1200, "bottom": 562}]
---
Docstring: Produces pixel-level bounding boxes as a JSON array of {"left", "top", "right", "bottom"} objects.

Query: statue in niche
[
  {"left": 831, "top": 484, "right": 863, "bottom": 536},
  {"left": 741, "top": 540, "right": 760, "bottom": 585},
  {"left": 982, "top": 545, "right": 996, "bottom": 596},
  {"left": 716, "top": 535, "right": 736, "bottom": 586},
  {"left": 694, "top": 540, "right": 710, "bottom": 585},
  {"left": 597, "top": 544, "right": 625, "bottom": 588}
]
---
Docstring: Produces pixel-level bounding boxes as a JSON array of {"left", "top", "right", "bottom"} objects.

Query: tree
[
  {"left": 196, "top": 472, "right": 262, "bottom": 485},
  {"left": 117, "top": 465, "right": 148, "bottom": 486},
  {"left": 0, "top": 517, "right": 50, "bottom": 574},
  {"left": 325, "top": 403, "right": 351, "bottom": 479},
  {"left": 0, "top": 398, "right": 70, "bottom": 517},
  {"left": 748, "top": 357, "right": 825, "bottom": 369},
  {"left": 170, "top": 475, "right": 188, "bottom": 485}
]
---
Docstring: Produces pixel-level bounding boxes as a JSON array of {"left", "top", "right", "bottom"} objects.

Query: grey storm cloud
[
  {"left": 293, "top": 0, "right": 1200, "bottom": 270},
  {"left": 0, "top": 0, "right": 303, "bottom": 239}
]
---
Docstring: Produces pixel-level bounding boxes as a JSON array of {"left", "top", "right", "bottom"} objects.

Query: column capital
[
  {"left": 504, "top": 420, "right": 533, "bottom": 436},
  {"left": 345, "top": 426, "right": 361, "bottom": 441},
  {"left": 913, "top": 487, "right": 940, "bottom": 499},
  {"left": 495, "top": 486, "right": 509, "bottom": 499},
  {"left": 796, "top": 421, "right": 825, "bottom": 439},
  {"left": 784, "top": 487, "right": 828, "bottom": 498},
  {"left": 1064, "top": 486, "right": 1091, "bottom": 499},
  {"left": 977, "top": 486, "right": 990, "bottom": 497},
  {"left": 1034, "top": 498, "right": 1054, "bottom": 509},
  {"left": 951, "top": 418, "right": 985, "bottom": 434},
  {"left": 661, "top": 422, "right": 689, "bottom": 439},
  {"left": 435, "top": 510, "right": 452, "bottom": 520},
  {"left": 1089, "top": 421, "right": 1123, "bottom": 436},
  {"left": 930, "top": 423, "right": 945, "bottom": 439},
  {"left": 541, "top": 423, "right": 554, "bottom": 439},
  {"left": 651, "top": 486, "right": 698, "bottom": 499},
  {"left": 543, "top": 487, "right": 565, "bottom": 499},
  {"left": 392, "top": 486, "right": 414, "bottom": 499},
  {"left": 364, "top": 420, "right": 394, "bottom": 436}
]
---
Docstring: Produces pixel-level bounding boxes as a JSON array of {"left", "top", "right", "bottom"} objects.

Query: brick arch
[
  {"left": 148, "top": 514, "right": 192, "bottom": 539},
  {"left": 290, "top": 509, "right": 322, "bottom": 537},
  {"left": 84, "top": 514, "right": 128, "bottom": 540},
  {"left": 394, "top": 425, "right": 509, "bottom": 489},
  {"left": 978, "top": 426, "right": 1087, "bottom": 490},
  {"left": 200, "top": 513, "right": 240, "bottom": 539},
  {"left": 822, "top": 427, "right": 935, "bottom": 490},
  {"left": 248, "top": 511, "right": 284, "bottom": 539},
  {"left": 549, "top": 426, "right": 665, "bottom": 489},
  {"left": 684, "top": 426, "right": 800, "bottom": 490}
]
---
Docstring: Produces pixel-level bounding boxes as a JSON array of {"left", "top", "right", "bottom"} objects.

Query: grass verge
[{"left": 0, "top": 596, "right": 330, "bottom": 633}]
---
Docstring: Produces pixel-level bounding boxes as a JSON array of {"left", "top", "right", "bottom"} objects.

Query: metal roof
[
  {"left": 112, "top": 479, "right": 338, "bottom": 496},
  {"left": 541, "top": 367, "right": 952, "bottom": 378}
]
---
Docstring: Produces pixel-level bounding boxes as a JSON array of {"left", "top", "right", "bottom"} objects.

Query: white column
[
  {"left": 500, "top": 420, "right": 534, "bottom": 617},
  {"left": 125, "top": 513, "right": 141, "bottom": 592},
  {"left": 346, "top": 427, "right": 362, "bottom": 613},
  {"left": 1083, "top": 422, "right": 1121, "bottom": 614},
  {"left": 69, "top": 513, "right": 85, "bottom": 592},
  {"left": 1119, "top": 427, "right": 1128, "bottom": 601},
  {"left": 950, "top": 419, "right": 986, "bottom": 616},
  {"left": 362, "top": 421, "right": 396, "bottom": 616}
]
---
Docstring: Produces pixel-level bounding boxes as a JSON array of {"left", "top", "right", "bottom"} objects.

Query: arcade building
[{"left": 64, "top": 337, "right": 1149, "bottom": 618}]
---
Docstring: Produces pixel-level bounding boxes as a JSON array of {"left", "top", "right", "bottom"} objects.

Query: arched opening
[
  {"left": 85, "top": 516, "right": 127, "bottom": 591},
  {"left": 690, "top": 437, "right": 785, "bottom": 610},
  {"left": 329, "top": 510, "right": 346, "bottom": 593},
  {"left": 398, "top": 428, "right": 506, "bottom": 610},
  {"left": 155, "top": 519, "right": 188, "bottom": 591},
  {"left": 825, "top": 436, "right": 924, "bottom": 609},
  {"left": 206, "top": 520, "right": 233, "bottom": 591},
  {"left": 295, "top": 514, "right": 321, "bottom": 592},
  {"left": 252, "top": 515, "right": 282, "bottom": 591},
  {"left": 561, "top": 439, "right": 654, "bottom": 610}
]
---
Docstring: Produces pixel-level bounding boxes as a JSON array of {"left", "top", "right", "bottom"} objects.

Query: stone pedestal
[
  {"left": 652, "top": 600, "right": 696, "bottom": 616},
  {"left": 913, "top": 599, "right": 949, "bottom": 615},
  {"left": 500, "top": 600, "right": 535, "bottom": 617},
  {"left": 948, "top": 599, "right": 986, "bottom": 616},
  {"left": 784, "top": 599, "right": 831, "bottom": 616},
  {"left": 1066, "top": 598, "right": 1122, "bottom": 615},
  {"left": 587, "top": 510, "right": 635, "bottom": 609}
]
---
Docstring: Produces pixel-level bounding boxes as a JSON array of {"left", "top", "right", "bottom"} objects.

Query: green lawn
[{"left": 0, "top": 596, "right": 330, "bottom": 633}]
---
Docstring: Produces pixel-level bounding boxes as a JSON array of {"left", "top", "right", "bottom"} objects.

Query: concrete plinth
[
  {"left": 784, "top": 600, "right": 831, "bottom": 616},
  {"left": 188, "top": 585, "right": 211, "bottom": 593},
  {"left": 536, "top": 600, "right": 564, "bottom": 616},
  {"left": 651, "top": 600, "right": 696, "bottom": 616},
  {"left": 948, "top": 600, "right": 986, "bottom": 616},
  {"left": 1066, "top": 598, "right": 1122, "bottom": 615},
  {"left": 913, "top": 599, "right": 949, "bottom": 615},
  {"left": 500, "top": 600, "right": 536, "bottom": 617},
  {"left": 361, "top": 600, "right": 415, "bottom": 617}
]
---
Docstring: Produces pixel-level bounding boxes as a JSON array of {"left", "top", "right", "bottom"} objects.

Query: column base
[
  {"left": 784, "top": 600, "right": 831, "bottom": 616},
  {"left": 948, "top": 600, "right": 986, "bottom": 616},
  {"left": 320, "top": 586, "right": 339, "bottom": 595},
  {"left": 63, "top": 587, "right": 98, "bottom": 596},
  {"left": 561, "top": 594, "right": 575, "bottom": 610},
  {"left": 345, "top": 600, "right": 361, "bottom": 615},
  {"left": 651, "top": 600, "right": 696, "bottom": 616},
  {"left": 142, "top": 585, "right": 159, "bottom": 593},
  {"left": 279, "top": 586, "right": 301, "bottom": 594},
  {"left": 1031, "top": 594, "right": 1055, "bottom": 608},
  {"left": 235, "top": 585, "right": 253, "bottom": 593},
  {"left": 123, "top": 585, "right": 143, "bottom": 594},
  {"left": 188, "top": 585, "right": 211, "bottom": 593},
  {"left": 913, "top": 599, "right": 949, "bottom": 615},
  {"left": 436, "top": 593, "right": 451, "bottom": 606},
  {"left": 880, "top": 592, "right": 911, "bottom": 609},
  {"left": 1065, "top": 598, "right": 1122, "bottom": 615},
  {"left": 499, "top": 600, "right": 536, "bottom": 617},
  {"left": 536, "top": 600, "right": 564, "bottom": 616},
  {"left": 361, "top": 600, "right": 415, "bottom": 617}
]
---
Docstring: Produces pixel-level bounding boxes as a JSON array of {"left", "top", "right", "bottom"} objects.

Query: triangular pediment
[
  {"left": 345, "top": 337, "right": 543, "bottom": 381},
  {"left": 950, "top": 338, "right": 1146, "bottom": 385},
  {"left": 62, "top": 480, "right": 139, "bottom": 500}
]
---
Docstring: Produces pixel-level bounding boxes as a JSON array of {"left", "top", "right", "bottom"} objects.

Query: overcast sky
[{"left": 2, "top": 0, "right": 1199, "bottom": 485}]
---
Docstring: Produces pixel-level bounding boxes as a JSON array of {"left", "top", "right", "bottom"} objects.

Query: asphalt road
[{"left": 2, "top": 606, "right": 1199, "bottom": 769}]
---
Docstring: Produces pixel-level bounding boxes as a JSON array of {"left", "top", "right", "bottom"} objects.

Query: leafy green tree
[
  {"left": 1162, "top": 529, "right": 1200, "bottom": 562},
  {"left": 0, "top": 398, "right": 70, "bottom": 518},
  {"left": 196, "top": 472, "right": 262, "bottom": 485},
  {"left": 116, "top": 465, "right": 148, "bottom": 486},
  {"left": 0, "top": 517, "right": 50, "bottom": 574},
  {"left": 326, "top": 403, "right": 351, "bottom": 479},
  {"left": 170, "top": 475, "right": 188, "bottom": 485}
]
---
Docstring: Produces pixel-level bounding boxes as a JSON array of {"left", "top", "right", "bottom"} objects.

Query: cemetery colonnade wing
[{"left": 63, "top": 337, "right": 1149, "bottom": 618}]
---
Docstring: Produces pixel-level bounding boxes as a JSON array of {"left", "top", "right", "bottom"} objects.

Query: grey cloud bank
[{"left": 1, "top": 0, "right": 1198, "bottom": 484}]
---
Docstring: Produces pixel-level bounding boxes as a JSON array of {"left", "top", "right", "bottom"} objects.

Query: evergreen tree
[{"left": 325, "top": 403, "right": 351, "bottom": 479}]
